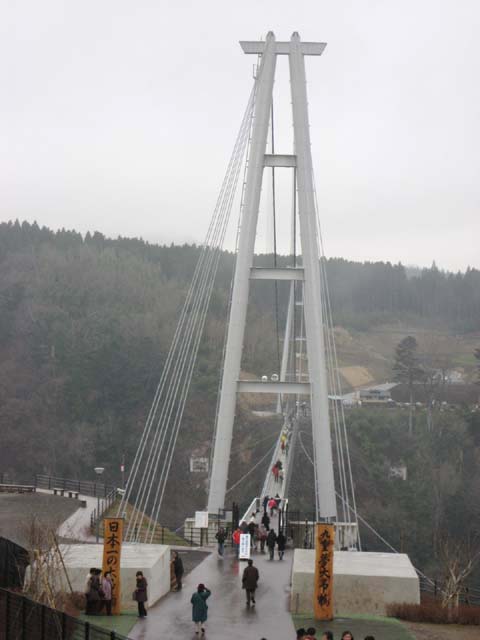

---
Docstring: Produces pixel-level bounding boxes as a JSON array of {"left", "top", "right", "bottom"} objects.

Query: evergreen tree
[{"left": 392, "top": 336, "right": 424, "bottom": 434}]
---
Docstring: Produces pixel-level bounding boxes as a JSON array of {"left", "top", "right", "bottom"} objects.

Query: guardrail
[
  {"left": 90, "top": 488, "right": 118, "bottom": 530},
  {"left": 35, "top": 474, "right": 115, "bottom": 498},
  {"left": 0, "top": 588, "right": 133, "bottom": 640}
]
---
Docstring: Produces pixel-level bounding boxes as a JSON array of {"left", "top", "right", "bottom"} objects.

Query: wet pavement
[{"left": 130, "top": 546, "right": 295, "bottom": 640}]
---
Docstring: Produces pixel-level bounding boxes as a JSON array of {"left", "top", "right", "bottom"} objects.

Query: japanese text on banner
[
  {"left": 102, "top": 518, "right": 124, "bottom": 615},
  {"left": 313, "top": 523, "right": 335, "bottom": 620}
]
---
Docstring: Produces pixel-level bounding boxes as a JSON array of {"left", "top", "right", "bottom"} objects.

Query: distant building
[{"left": 358, "top": 383, "right": 398, "bottom": 405}]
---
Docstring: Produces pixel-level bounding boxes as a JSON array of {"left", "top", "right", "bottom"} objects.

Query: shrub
[{"left": 387, "top": 599, "right": 480, "bottom": 625}]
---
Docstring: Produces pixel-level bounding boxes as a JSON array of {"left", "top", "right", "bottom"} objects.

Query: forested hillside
[{"left": 0, "top": 220, "right": 479, "bottom": 529}]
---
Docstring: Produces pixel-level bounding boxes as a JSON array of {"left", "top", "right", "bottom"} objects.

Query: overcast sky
[{"left": 1, "top": 1, "right": 478, "bottom": 271}]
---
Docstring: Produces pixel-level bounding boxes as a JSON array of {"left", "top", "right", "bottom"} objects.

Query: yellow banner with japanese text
[
  {"left": 313, "top": 523, "right": 335, "bottom": 620},
  {"left": 102, "top": 518, "right": 124, "bottom": 615}
]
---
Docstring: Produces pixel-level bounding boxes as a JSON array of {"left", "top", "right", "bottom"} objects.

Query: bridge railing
[
  {"left": 90, "top": 487, "right": 118, "bottom": 531},
  {"left": 0, "top": 588, "right": 133, "bottom": 640},
  {"left": 35, "top": 474, "right": 115, "bottom": 498}
]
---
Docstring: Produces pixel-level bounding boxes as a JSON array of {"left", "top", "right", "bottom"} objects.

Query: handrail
[
  {"left": 35, "top": 474, "right": 115, "bottom": 498},
  {"left": 90, "top": 487, "right": 118, "bottom": 529}
]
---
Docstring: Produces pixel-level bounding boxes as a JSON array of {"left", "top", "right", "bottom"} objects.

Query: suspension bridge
[
  {"left": 118, "top": 30, "right": 358, "bottom": 547},
  {"left": 114, "top": 32, "right": 420, "bottom": 640}
]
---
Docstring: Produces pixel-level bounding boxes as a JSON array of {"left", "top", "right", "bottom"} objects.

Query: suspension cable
[
  {"left": 119, "top": 82, "right": 256, "bottom": 540},
  {"left": 270, "top": 102, "right": 281, "bottom": 376}
]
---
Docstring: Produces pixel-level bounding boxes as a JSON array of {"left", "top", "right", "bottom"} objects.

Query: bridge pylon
[{"left": 207, "top": 32, "right": 337, "bottom": 522}]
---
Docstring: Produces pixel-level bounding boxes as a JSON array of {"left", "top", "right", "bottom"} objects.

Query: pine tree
[{"left": 393, "top": 336, "right": 424, "bottom": 434}]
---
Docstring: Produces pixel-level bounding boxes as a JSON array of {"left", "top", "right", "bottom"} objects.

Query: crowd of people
[
  {"left": 84, "top": 567, "right": 113, "bottom": 616},
  {"left": 296, "top": 632, "right": 375, "bottom": 640}
]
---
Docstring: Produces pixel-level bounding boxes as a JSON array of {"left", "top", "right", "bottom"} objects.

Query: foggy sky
[{"left": 1, "top": 1, "right": 479, "bottom": 271}]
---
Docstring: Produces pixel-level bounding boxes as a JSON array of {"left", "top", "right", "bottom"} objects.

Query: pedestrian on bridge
[
  {"left": 262, "top": 495, "right": 269, "bottom": 513},
  {"left": 215, "top": 527, "right": 227, "bottom": 556},
  {"left": 277, "top": 529, "right": 286, "bottom": 560},
  {"left": 266, "top": 528, "right": 277, "bottom": 560},
  {"left": 172, "top": 551, "right": 184, "bottom": 591},
  {"left": 191, "top": 583, "right": 211, "bottom": 635},
  {"left": 242, "top": 559, "right": 259, "bottom": 606},
  {"left": 258, "top": 523, "right": 268, "bottom": 553},
  {"left": 232, "top": 527, "right": 241, "bottom": 558},
  {"left": 261, "top": 511, "right": 270, "bottom": 531}
]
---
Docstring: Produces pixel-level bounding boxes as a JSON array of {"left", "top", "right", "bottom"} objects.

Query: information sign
[
  {"left": 194, "top": 511, "right": 209, "bottom": 529},
  {"left": 239, "top": 533, "right": 251, "bottom": 560}
]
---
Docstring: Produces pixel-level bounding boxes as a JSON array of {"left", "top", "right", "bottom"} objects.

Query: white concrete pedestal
[
  {"left": 59, "top": 543, "right": 171, "bottom": 611},
  {"left": 291, "top": 550, "right": 420, "bottom": 616}
]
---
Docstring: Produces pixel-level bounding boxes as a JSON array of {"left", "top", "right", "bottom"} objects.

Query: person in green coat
[{"left": 190, "top": 583, "right": 211, "bottom": 635}]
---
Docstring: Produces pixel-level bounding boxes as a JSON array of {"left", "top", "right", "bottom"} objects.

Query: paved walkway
[
  {"left": 36, "top": 489, "right": 99, "bottom": 542},
  {"left": 130, "top": 547, "right": 295, "bottom": 640},
  {"left": 57, "top": 494, "right": 98, "bottom": 541}
]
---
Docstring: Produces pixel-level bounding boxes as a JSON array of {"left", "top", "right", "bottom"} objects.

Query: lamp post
[{"left": 94, "top": 467, "right": 105, "bottom": 543}]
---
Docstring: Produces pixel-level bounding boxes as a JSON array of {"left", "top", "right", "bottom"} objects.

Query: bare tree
[
  {"left": 438, "top": 533, "right": 480, "bottom": 611},
  {"left": 19, "top": 515, "right": 71, "bottom": 608}
]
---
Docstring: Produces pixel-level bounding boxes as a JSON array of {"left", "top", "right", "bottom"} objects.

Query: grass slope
[{"left": 100, "top": 498, "right": 187, "bottom": 545}]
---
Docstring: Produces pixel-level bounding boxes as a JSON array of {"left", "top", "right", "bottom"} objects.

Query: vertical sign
[
  {"left": 239, "top": 533, "right": 251, "bottom": 560},
  {"left": 313, "top": 523, "right": 335, "bottom": 620},
  {"left": 102, "top": 518, "right": 124, "bottom": 615}
]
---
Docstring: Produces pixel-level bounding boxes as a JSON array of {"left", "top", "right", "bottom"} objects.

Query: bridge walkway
[{"left": 130, "top": 545, "right": 295, "bottom": 640}]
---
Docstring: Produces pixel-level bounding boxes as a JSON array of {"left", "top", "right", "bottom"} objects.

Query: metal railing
[
  {"left": 35, "top": 475, "right": 115, "bottom": 498},
  {"left": 0, "top": 588, "right": 133, "bottom": 640},
  {"left": 90, "top": 488, "right": 118, "bottom": 531}
]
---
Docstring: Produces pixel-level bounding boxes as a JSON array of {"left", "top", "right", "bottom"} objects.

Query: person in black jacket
[
  {"left": 215, "top": 527, "right": 227, "bottom": 556},
  {"left": 277, "top": 530, "right": 286, "bottom": 560},
  {"left": 242, "top": 559, "right": 259, "bottom": 606},
  {"left": 266, "top": 529, "right": 277, "bottom": 560},
  {"left": 134, "top": 571, "right": 148, "bottom": 618},
  {"left": 172, "top": 551, "right": 184, "bottom": 590}
]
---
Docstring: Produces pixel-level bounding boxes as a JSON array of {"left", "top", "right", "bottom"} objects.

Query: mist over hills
[{"left": 0, "top": 220, "right": 479, "bottom": 529}]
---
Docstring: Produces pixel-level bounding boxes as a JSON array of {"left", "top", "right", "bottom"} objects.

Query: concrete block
[
  {"left": 291, "top": 550, "right": 420, "bottom": 616},
  {"left": 59, "top": 543, "right": 171, "bottom": 611}
]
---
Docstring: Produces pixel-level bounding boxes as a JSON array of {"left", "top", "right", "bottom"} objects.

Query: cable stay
[{"left": 117, "top": 79, "right": 258, "bottom": 541}]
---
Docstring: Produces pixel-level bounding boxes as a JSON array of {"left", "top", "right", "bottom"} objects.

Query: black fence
[
  {"left": 90, "top": 489, "right": 118, "bottom": 531},
  {"left": 0, "top": 589, "right": 133, "bottom": 640},
  {"left": 35, "top": 475, "right": 115, "bottom": 499}
]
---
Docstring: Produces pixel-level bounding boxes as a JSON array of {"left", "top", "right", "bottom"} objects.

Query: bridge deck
[{"left": 130, "top": 547, "right": 295, "bottom": 640}]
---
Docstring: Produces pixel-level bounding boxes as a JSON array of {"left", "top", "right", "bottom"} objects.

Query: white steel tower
[{"left": 207, "top": 32, "right": 337, "bottom": 521}]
